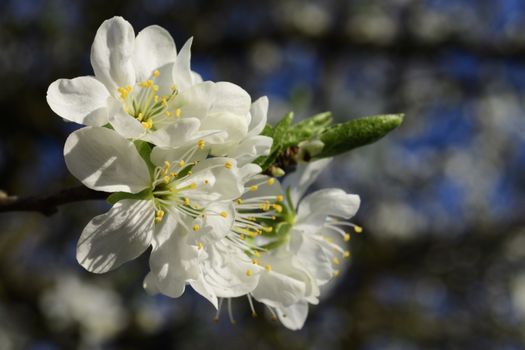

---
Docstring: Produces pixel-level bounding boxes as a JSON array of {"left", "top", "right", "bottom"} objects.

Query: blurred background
[{"left": 0, "top": 0, "right": 524, "bottom": 349}]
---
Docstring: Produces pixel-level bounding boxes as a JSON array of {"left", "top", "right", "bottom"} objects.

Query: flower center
[{"left": 117, "top": 70, "right": 182, "bottom": 131}]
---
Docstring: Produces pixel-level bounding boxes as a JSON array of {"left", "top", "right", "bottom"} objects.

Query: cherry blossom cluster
[{"left": 47, "top": 16, "right": 361, "bottom": 329}]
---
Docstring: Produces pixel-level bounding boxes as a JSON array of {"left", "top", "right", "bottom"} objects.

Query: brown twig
[{"left": 0, "top": 186, "right": 107, "bottom": 216}]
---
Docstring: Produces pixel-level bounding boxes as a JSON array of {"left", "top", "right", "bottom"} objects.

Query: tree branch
[{"left": 0, "top": 186, "right": 107, "bottom": 216}]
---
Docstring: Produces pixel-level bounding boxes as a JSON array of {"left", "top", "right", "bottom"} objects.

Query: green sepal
[
  {"left": 107, "top": 188, "right": 152, "bottom": 205},
  {"left": 254, "top": 112, "right": 294, "bottom": 169},
  {"left": 134, "top": 140, "right": 155, "bottom": 176},
  {"left": 314, "top": 114, "right": 404, "bottom": 159}
]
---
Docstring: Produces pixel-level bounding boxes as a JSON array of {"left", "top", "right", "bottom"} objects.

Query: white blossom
[{"left": 64, "top": 126, "right": 245, "bottom": 274}]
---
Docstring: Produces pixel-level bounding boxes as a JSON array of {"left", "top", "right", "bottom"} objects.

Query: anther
[
  {"left": 333, "top": 270, "right": 340, "bottom": 277},
  {"left": 276, "top": 195, "right": 284, "bottom": 202},
  {"left": 332, "top": 257, "right": 341, "bottom": 265},
  {"left": 249, "top": 185, "right": 258, "bottom": 192},
  {"left": 265, "top": 264, "right": 272, "bottom": 272},
  {"left": 175, "top": 108, "right": 182, "bottom": 117},
  {"left": 267, "top": 178, "right": 275, "bottom": 185},
  {"left": 163, "top": 175, "right": 171, "bottom": 183},
  {"left": 272, "top": 204, "right": 283, "bottom": 213},
  {"left": 190, "top": 183, "right": 197, "bottom": 189},
  {"left": 141, "top": 119, "right": 153, "bottom": 129},
  {"left": 193, "top": 224, "right": 200, "bottom": 232},
  {"left": 344, "top": 233, "right": 350, "bottom": 242},
  {"left": 220, "top": 211, "right": 228, "bottom": 218},
  {"left": 197, "top": 242, "right": 203, "bottom": 250},
  {"left": 153, "top": 70, "right": 160, "bottom": 77},
  {"left": 178, "top": 160, "right": 185, "bottom": 167},
  {"left": 197, "top": 140, "right": 205, "bottom": 150},
  {"left": 343, "top": 251, "right": 350, "bottom": 258},
  {"left": 246, "top": 269, "right": 253, "bottom": 277},
  {"left": 224, "top": 161, "right": 233, "bottom": 169},
  {"left": 354, "top": 226, "right": 363, "bottom": 233}
]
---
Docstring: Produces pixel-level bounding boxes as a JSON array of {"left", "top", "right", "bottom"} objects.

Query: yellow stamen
[
  {"left": 163, "top": 175, "right": 171, "bottom": 183},
  {"left": 170, "top": 172, "right": 178, "bottom": 177},
  {"left": 344, "top": 233, "right": 350, "bottom": 242},
  {"left": 253, "top": 251, "right": 260, "bottom": 257},
  {"left": 165, "top": 111, "right": 171, "bottom": 117},
  {"left": 265, "top": 264, "right": 272, "bottom": 272},
  {"left": 343, "top": 251, "right": 350, "bottom": 258},
  {"left": 267, "top": 178, "right": 275, "bottom": 185},
  {"left": 219, "top": 211, "right": 228, "bottom": 218},
  {"left": 354, "top": 225, "right": 363, "bottom": 233},
  {"left": 183, "top": 198, "right": 190, "bottom": 206},
  {"left": 276, "top": 195, "right": 284, "bottom": 202},
  {"left": 224, "top": 161, "right": 233, "bottom": 169},
  {"left": 137, "top": 112, "right": 144, "bottom": 121},
  {"left": 246, "top": 269, "right": 253, "bottom": 277},
  {"left": 141, "top": 119, "right": 153, "bottom": 129},
  {"left": 153, "top": 70, "right": 160, "bottom": 77},
  {"left": 197, "top": 140, "right": 205, "bottom": 150},
  {"left": 272, "top": 204, "right": 283, "bottom": 213},
  {"left": 332, "top": 257, "right": 341, "bottom": 265},
  {"left": 236, "top": 198, "right": 243, "bottom": 204},
  {"left": 197, "top": 242, "right": 203, "bottom": 250},
  {"left": 192, "top": 224, "right": 200, "bottom": 232},
  {"left": 155, "top": 210, "right": 165, "bottom": 222},
  {"left": 190, "top": 183, "right": 197, "bottom": 189},
  {"left": 249, "top": 185, "right": 258, "bottom": 192},
  {"left": 333, "top": 270, "right": 340, "bottom": 277},
  {"left": 175, "top": 108, "right": 182, "bottom": 117},
  {"left": 178, "top": 160, "right": 185, "bottom": 167}
]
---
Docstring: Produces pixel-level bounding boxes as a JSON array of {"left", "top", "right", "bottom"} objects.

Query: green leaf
[
  {"left": 315, "top": 114, "right": 404, "bottom": 159},
  {"left": 286, "top": 111, "right": 332, "bottom": 146},
  {"left": 107, "top": 188, "right": 152, "bottom": 205},
  {"left": 254, "top": 112, "right": 294, "bottom": 169}
]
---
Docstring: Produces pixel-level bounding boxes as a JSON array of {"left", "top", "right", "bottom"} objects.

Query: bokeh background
[{"left": 1, "top": 0, "right": 525, "bottom": 349}]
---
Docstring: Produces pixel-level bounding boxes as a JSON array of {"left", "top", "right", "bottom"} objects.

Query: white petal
[
  {"left": 189, "top": 275, "right": 218, "bottom": 309},
  {"left": 77, "top": 199, "right": 154, "bottom": 273},
  {"left": 210, "top": 82, "right": 251, "bottom": 116},
  {"left": 196, "top": 241, "right": 260, "bottom": 299},
  {"left": 142, "top": 118, "right": 201, "bottom": 148},
  {"left": 203, "top": 111, "right": 250, "bottom": 155},
  {"left": 248, "top": 96, "right": 269, "bottom": 136},
  {"left": 276, "top": 301, "right": 309, "bottom": 330},
  {"left": 133, "top": 25, "right": 177, "bottom": 82},
  {"left": 294, "top": 232, "right": 335, "bottom": 285},
  {"left": 297, "top": 189, "right": 360, "bottom": 224},
  {"left": 143, "top": 272, "right": 159, "bottom": 295},
  {"left": 109, "top": 105, "right": 145, "bottom": 139},
  {"left": 191, "top": 71, "right": 203, "bottom": 84},
  {"left": 47, "top": 77, "right": 109, "bottom": 126},
  {"left": 149, "top": 216, "right": 199, "bottom": 299},
  {"left": 64, "top": 126, "right": 150, "bottom": 193},
  {"left": 228, "top": 135, "right": 272, "bottom": 165},
  {"left": 251, "top": 254, "right": 309, "bottom": 307},
  {"left": 186, "top": 157, "right": 244, "bottom": 201},
  {"left": 283, "top": 158, "right": 333, "bottom": 207},
  {"left": 176, "top": 81, "right": 214, "bottom": 119},
  {"left": 239, "top": 163, "right": 262, "bottom": 182},
  {"left": 172, "top": 37, "right": 195, "bottom": 92},
  {"left": 194, "top": 202, "right": 234, "bottom": 241},
  {"left": 150, "top": 143, "right": 209, "bottom": 167},
  {"left": 91, "top": 16, "right": 136, "bottom": 93}
]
